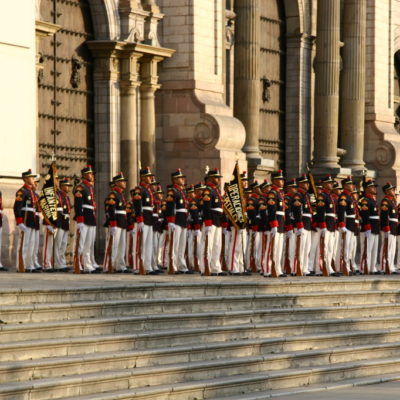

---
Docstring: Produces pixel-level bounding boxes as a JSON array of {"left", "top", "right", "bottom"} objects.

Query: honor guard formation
[{"left": 6, "top": 164, "right": 400, "bottom": 277}]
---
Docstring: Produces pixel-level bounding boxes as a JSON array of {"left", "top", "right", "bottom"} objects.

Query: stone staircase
[{"left": 0, "top": 278, "right": 400, "bottom": 399}]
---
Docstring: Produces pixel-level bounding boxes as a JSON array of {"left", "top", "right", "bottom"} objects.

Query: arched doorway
[{"left": 38, "top": 0, "right": 94, "bottom": 180}]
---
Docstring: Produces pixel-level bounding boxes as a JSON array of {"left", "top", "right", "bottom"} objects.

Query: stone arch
[
  {"left": 283, "top": 0, "right": 305, "bottom": 36},
  {"left": 87, "top": 0, "right": 120, "bottom": 40}
]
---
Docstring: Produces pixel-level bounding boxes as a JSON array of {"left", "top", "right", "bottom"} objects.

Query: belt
[
  {"left": 325, "top": 213, "right": 336, "bottom": 218},
  {"left": 83, "top": 205, "right": 95, "bottom": 210},
  {"left": 176, "top": 209, "right": 188, "bottom": 213},
  {"left": 302, "top": 213, "right": 312, "bottom": 218},
  {"left": 212, "top": 208, "right": 223, "bottom": 213},
  {"left": 370, "top": 216, "right": 379, "bottom": 220},
  {"left": 115, "top": 210, "right": 127, "bottom": 215},
  {"left": 276, "top": 211, "right": 285, "bottom": 216},
  {"left": 142, "top": 206, "right": 153, "bottom": 211},
  {"left": 64, "top": 214, "right": 70, "bottom": 219},
  {"left": 21, "top": 207, "right": 35, "bottom": 212},
  {"left": 389, "top": 218, "right": 398, "bottom": 222},
  {"left": 57, "top": 208, "right": 63, "bottom": 212},
  {"left": 36, "top": 212, "right": 41, "bottom": 217},
  {"left": 152, "top": 213, "right": 158, "bottom": 217},
  {"left": 346, "top": 215, "right": 356, "bottom": 218}
]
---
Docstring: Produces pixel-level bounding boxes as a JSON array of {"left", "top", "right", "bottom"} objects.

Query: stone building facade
[{"left": 0, "top": 0, "right": 400, "bottom": 265}]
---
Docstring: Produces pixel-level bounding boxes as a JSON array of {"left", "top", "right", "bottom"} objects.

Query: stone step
[
  {"left": 1, "top": 338, "right": 400, "bottom": 385},
  {"left": 2, "top": 320, "right": 400, "bottom": 364},
  {"left": 1, "top": 355, "right": 400, "bottom": 400},
  {"left": 1, "top": 290, "right": 399, "bottom": 324},
  {"left": 2, "top": 278, "right": 400, "bottom": 305}
]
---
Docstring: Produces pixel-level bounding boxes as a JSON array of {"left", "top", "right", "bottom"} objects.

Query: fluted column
[
  {"left": 340, "top": 0, "right": 366, "bottom": 172},
  {"left": 120, "top": 52, "right": 142, "bottom": 189},
  {"left": 140, "top": 56, "right": 161, "bottom": 170},
  {"left": 312, "top": 0, "right": 341, "bottom": 171},
  {"left": 234, "top": 0, "right": 260, "bottom": 162}
]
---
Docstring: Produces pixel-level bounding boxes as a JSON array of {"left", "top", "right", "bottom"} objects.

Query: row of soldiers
[{"left": 9, "top": 165, "right": 400, "bottom": 276}]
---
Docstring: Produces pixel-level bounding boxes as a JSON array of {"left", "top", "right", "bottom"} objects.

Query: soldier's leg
[
  {"left": 110, "top": 227, "right": 121, "bottom": 270},
  {"left": 33, "top": 229, "right": 42, "bottom": 269},
  {"left": 388, "top": 233, "right": 396, "bottom": 272},
  {"left": 262, "top": 232, "right": 271, "bottom": 276},
  {"left": 42, "top": 229, "right": 54, "bottom": 269},
  {"left": 157, "top": 230, "right": 166, "bottom": 268},
  {"left": 228, "top": 228, "right": 239, "bottom": 274},
  {"left": 288, "top": 233, "right": 296, "bottom": 274},
  {"left": 308, "top": 230, "right": 319, "bottom": 274},
  {"left": 20, "top": 227, "right": 34, "bottom": 271},
  {"left": 301, "top": 230, "right": 312, "bottom": 274},
  {"left": 370, "top": 233, "right": 379, "bottom": 273},
  {"left": 324, "top": 230, "right": 335, "bottom": 274},
  {"left": 172, "top": 225, "right": 182, "bottom": 272},
  {"left": 53, "top": 228, "right": 63, "bottom": 269},
  {"left": 177, "top": 227, "right": 188, "bottom": 272},
  {"left": 272, "top": 232, "right": 284, "bottom": 275},
  {"left": 210, "top": 226, "right": 222, "bottom": 274},
  {"left": 141, "top": 224, "right": 154, "bottom": 272},
  {"left": 0, "top": 227, "right": 3, "bottom": 267}
]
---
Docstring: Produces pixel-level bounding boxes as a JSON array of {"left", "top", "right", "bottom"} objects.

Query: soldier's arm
[
  {"left": 337, "top": 195, "right": 347, "bottom": 228},
  {"left": 380, "top": 199, "right": 390, "bottom": 232},
  {"left": 106, "top": 192, "right": 117, "bottom": 227},
  {"left": 165, "top": 189, "right": 176, "bottom": 223},
  {"left": 73, "top": 184, "right": 84, "bottom": 223},
  {"left": 291, "top": 194, "right": 303, "bottom": 229},
  {"left": 132, "top": 187, "right": 143, "bottom": 222},
  {"left": 359, "top": 198, "right": 370, "bottom": 230},
  {"left": 13, "top": 189, "right": 25, "bottom": 224},
  {"left": 315, "top": 195, "right": 326, "bottom": 228},
  {"left": 267, "top": 192, "right": 278, "bottom": 228},
  {"left": 202, "top": 189, "right": 212, "bottom": 226}
]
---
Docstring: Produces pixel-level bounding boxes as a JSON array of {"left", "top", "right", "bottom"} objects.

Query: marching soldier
[
  {"left": 53, "top": 178, "right": 72, "bottom": 271},
  {"left": 359, "top": 179, "right": 380, "bottom": 274},
  {"left": 314, "top": 175, "right": 338, "bottom": 276},
  {"left": 132, "top": 167, "right": 158, "bottom": 274},
  {"left": 295, "top": 174, "right": 313, "bottom": 275},
  {"left": 200, "top": 168, "right": 226, "bottom": 276},
  {"left": 14, "top": 169, "right": 40, "bottom": 272},
  {"left": 265, "top": 170, "right": 287, "bottom": 277},
  {"left": 165, "top": 169, "right": 192, "bottom": 274},
  {"left": 337, "top": 177, "right": 357, "bottom": 275},
  {"left": 103, "top": 172, "right": 129, "bottom": 273},
  {"left": 379, "top": 182, "right": 398, "bottom": 273},
  {"left": 74, "top": 165, "right": 100, "bottom": 273}
]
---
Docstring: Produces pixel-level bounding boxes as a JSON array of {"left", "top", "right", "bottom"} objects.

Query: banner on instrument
[{"left": 39, "top": 162, "right": 58, "bottom": 227}]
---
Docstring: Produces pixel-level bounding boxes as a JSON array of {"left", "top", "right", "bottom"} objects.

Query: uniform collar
[{"left": 82, "top": 179, "right": 93, "bottom": 187}]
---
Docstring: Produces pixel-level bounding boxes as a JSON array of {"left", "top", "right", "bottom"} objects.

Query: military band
[{"left": 7, "top": 164, "right": 400, "bottom": 277}]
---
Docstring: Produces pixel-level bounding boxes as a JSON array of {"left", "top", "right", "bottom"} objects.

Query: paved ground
[
  {"left": 0, "top": 270, "right": 399, "bottom": 290},
  {"left": 275, "top": 381, "right": 400, "bottom": 399}
]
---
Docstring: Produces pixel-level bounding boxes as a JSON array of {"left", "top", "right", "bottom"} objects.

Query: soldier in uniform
[
  {"left": 74, "top": 165, "right": 100, "bottom": 273},
  {"left": 265, "top": 170, "right": 287, "bottom": 277},
  {"left": 14, "top": 169, "right": 40, "bottom": 272},
  {"left": 153, "top": 185, "right": 165, "bottom": 270},
  {"left": 359, "top": 179, "right": 380, "bottom": 274},
  {"left": 104, "top": 172, "right": 129, "bottom": 273},
  {"left": 337, "top": 177, "right": 357, "bottom": 275},
  {"left": 0, "top": 190, "right": 6, "bottom": 270},
  {"left": 246, "top": 181, "right": 261, "bottom": 272},
  {"left": 53, "top": 178, "right": 72, "bottom": 271},
  {"left": 295, "top": 174, "right": 313, "bottom": 275},
  {"left": 259, "top": 180, "right": 271, "bottom": 275},
  {"left": 165, "top": 169, "right": 191, "bottom": 274},
  {"left": 200, "top": 168, "right": 226, "bottom": 275},
  {"left": 132, "top": 167, "right": 158, "bottom": 274},
  {"left": 314, "top": 175, "right": 338, "bottom": 276},
  {"left": 32, "top": 177, "right": 43, "bottom": 271},
  {"left": 379, "top": 182, "right": 398, "bottom": 273}
]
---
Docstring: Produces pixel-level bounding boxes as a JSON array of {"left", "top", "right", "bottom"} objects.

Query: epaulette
[{"left": 15, "top": 190, "right": 24, "bottom": 201}]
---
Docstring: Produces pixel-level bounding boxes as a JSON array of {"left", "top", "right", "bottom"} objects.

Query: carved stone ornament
[
  {"left": 70, "top": 56, "right": 82, "bottom": 88},
  {"left": 375, "top": 143, "right": 395, "bottom": 167},
  {"left": 262, "top": 78, "right": 271, "bottom": 103},
  {"left": 194, "top": 122, "right": 216, "bottom": 149}
]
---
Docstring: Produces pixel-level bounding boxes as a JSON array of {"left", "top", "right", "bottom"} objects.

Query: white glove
[
  {"left": 270, "top": 227, "right": 278, "bottom": 236},
  {"left": 168, "top": 222, "right": 176, "bottom": 232},
  {"left": 339, "top": 226, "right": 347, "bottom": 234},
  {"left": 365, "top": 229, "right": 372, "bottom": 239},
  {"left": 193, "top": 229, "right": 201, "bottom": 237},
  {"left": 77, "top": 222, "right": 85, "bottom": 231},
  {"left": 204, "top": 226, "right": 212, "bottom": 235},
  {"left": 46, "top": 225, "right": 55, "bottom": 234},
  {"left": 263, "top": 230, "right": 269, "bottom": 236},
  {"left": 296, "top": 228, "right": 305, "bottom": 236},
  {"left": 137, "top": 222, "right": 145, "bottom": 232},
  {"left": 223, "top": 228, "right": 228, "bottom": 235},
  {"left": 18, "top": 223, "right": 27, "bottom": 233},
  {"left": 110, "top": 226, "right": 118, "bottom": 236},
  {"left": 129, "top": 228, "right": 136, "bottom": 236},
  {"left": 384, "top": 230, "right": 390, "bottom": 238},
  {"left": 286, "top": 230, "right": 293, "bottom": 239},
  {"left": 317, "top": 227, "right": 327, "bottom": 237}
]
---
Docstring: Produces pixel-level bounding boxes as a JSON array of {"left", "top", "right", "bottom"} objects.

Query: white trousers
[
  {"left": 33, "top": 229, "right": 41, "bottom": 269},
  {"left": 308, "top": 230, "right": 320, "bottom": 273},
  {"left": 228, "top": 229, "right": 246, "bottom": 274},
  {"left": 54, "top": 228, "right": 69, "bottom": 269},
  {"left": 141, "top": 224, "right": 155, "bottom": 272},
  {"left": 157, "top": 230, "right": 167, "bottom": 268},
  {"left": 222, "top": 229, "right": 231, "bottom": 269},
  {"left": 200, "top": 225, "right": 222, "bottom": 274},
  {"left": 298, "top": 229, "right": 312, "bottom": 274},
  {"left": 263, "top": 232, "right": 284, "bottom": 276},
  {"left": 160, "top": 230, "right": 170, "bottom": 268},
  {"left": 171, "top": 225, "right": 188, "bottom": 272},
  {"left": 77, "top": 225, "right": 97, "bottom": 271},
  {"left": 187, "top": 230, "right": 201, "bottom": 270},
  {"left": 261, "top": 232, "right": 271, "bottom": 275},
  {"left": 246, "top": 231, "right": 261, "bottom": 271},
  {"left": 111, "top": 227, "right": 127, "bottom": 270},
  {"left": 312, "top": 229, "right": 335, "bottom": 274},
  {"left": 152, "top": 231, "right": 160, "bottom": 269},
  {"left": 17, "top": 227, "right": 36, "bottom": 271},
  {"left": 359, "top": 232, "right": 379, "bottom": 274},
  {"left": 379, "top": 233, "right": 396, "bottom": 273},
  {"left": 42, "top": 229, "right": 54, "bottom": 269},
  {"left": 0, "top": 227, "right": 3, "bottom": 267}
]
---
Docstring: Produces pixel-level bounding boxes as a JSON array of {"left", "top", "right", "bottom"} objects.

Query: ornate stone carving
[
  {"left": 225, "top": 9, "right": 236, "bottom": 49},
  {"left": 375, "top": 143, "right": 395, "bottom": 167},
  {"left": 119, "top": 0, "right": 146, "bottom": 43},
  {"left": 262, "top": 77, "right": 271, "bottom": 103},
  {"left": 70, "top": 56, "right": 82, "bottom": 88},
  {"left": 194, "top": 121, "right": 216, "bottom": 149}
]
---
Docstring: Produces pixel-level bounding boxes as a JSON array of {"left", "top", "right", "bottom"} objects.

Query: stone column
[
  {"left": 234, "top": 0, "right": 261, "bottom": 164},
  {"left": 120, "top": 52, "right": 142, "bottom": 189},
  {"left": 312, "top": 0, "right": 341, "bottom": 172},
  {"left": 339, "top": 0, "right": 366, "bottom": 173},
  {"left": 140, "top": 56, "right": 161, "bottom": 170}
]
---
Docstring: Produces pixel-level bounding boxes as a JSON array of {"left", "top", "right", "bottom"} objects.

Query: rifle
[
  {"left": 104, "top": 231, "right": 113, "bottom": 273},
  {"left": 137, "top": 229, "right": 145, "bottom": 275},
  {"left": 193, "top": 233, "right": 200, "bottom": 272},
  {"left": 250, "top": 231, "right": 257, "bottom": 273},
  {"left": 383, "top": 235, "right": 391, "bottom": 275},
  {"left": 284, "top": 236, "right": 291, "bottom": 275},
  {"left": 320, "top": 235, "right": 329, "bottom": 277},
  {"left": 127, "top": 232, "right": 133, "bottom": 269},
  {"left": 221, "top": 230, "right": 228, "bottom": 271},
  {"left": 168, "top": 228, "right": 175, "bottom": 275},
  {"left": 18, "top": 231, "right": 25, "bottom": 273},
  {"left": 340, "top": 232, "right": 349, "bottom": 276},
  {"left": 204, "top": 231, "right": 210, "bottom": 276},
  {"left": 270, "top": 234, "right": 278, "bottom": 278},
  {"left": 73, "top": 228, "right": 81, "bottom": 274},
  {"left": 295, "top": 234, "right": 303, "bottom": 276},
  {"left": 361, "top": 235, "right": 368, "bottom": 275}
]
